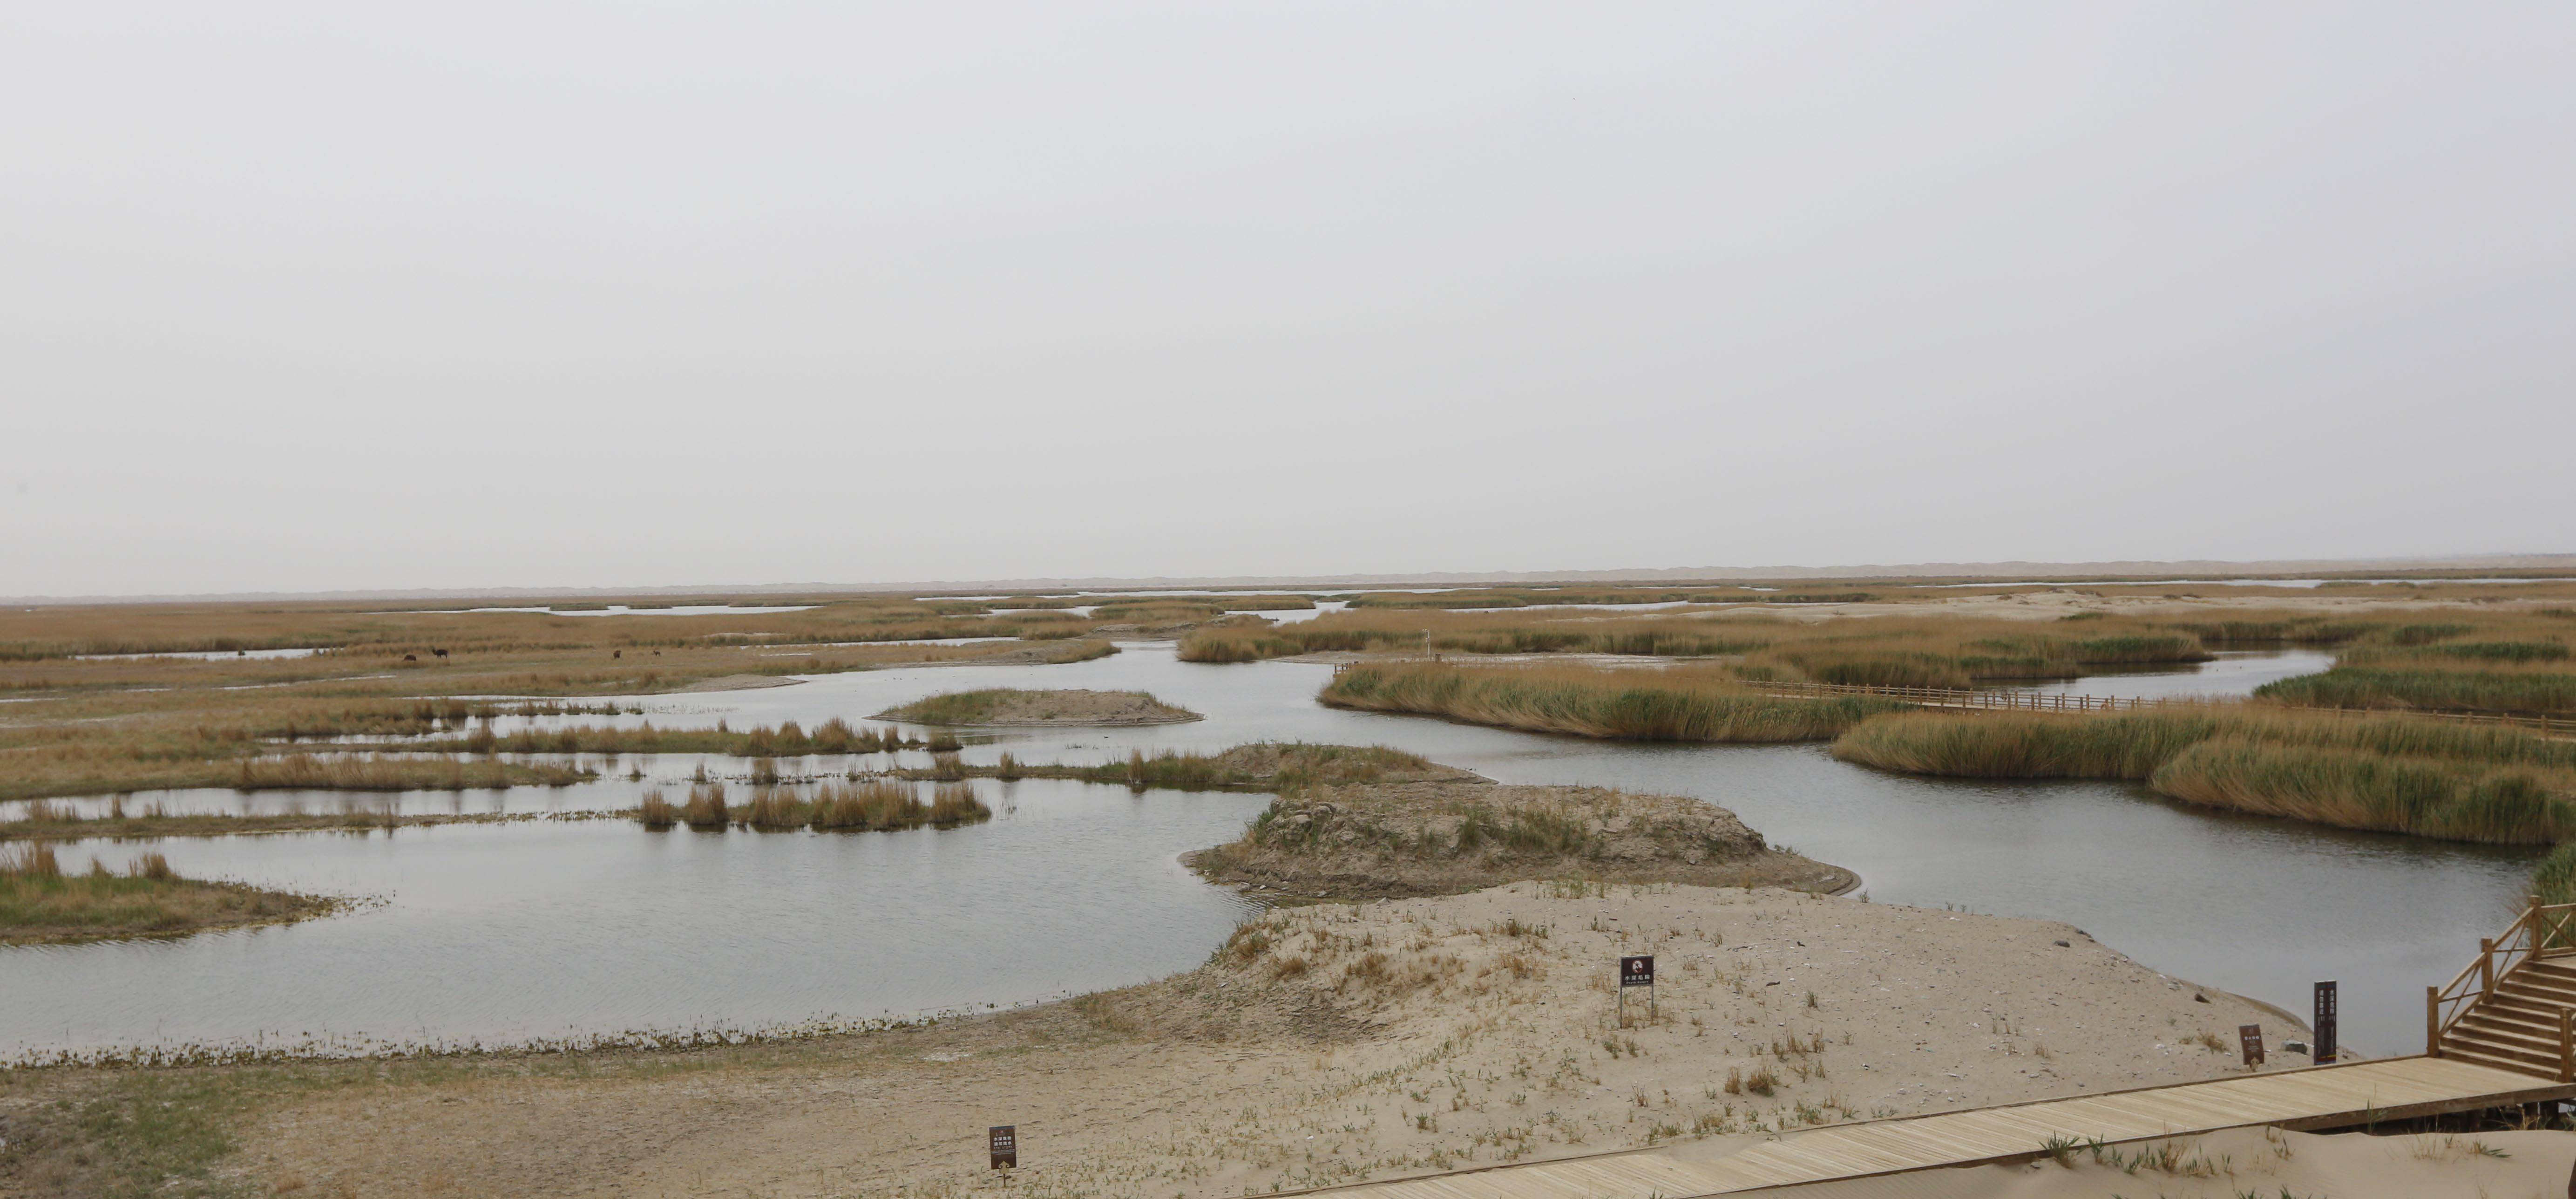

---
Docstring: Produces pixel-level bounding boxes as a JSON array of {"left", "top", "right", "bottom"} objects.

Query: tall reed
[
  {"left": 1320, "top": 663, "right": 1909, "bottom": 743},
  {"left": 681, "top": 784, "right": 730, "bottom": 830},
  {"left": 1832, "top": 708, "right": 2576, "bottom": 845},
  {"left": 637, "top": 788, "right": 676, "bottom": 829}
]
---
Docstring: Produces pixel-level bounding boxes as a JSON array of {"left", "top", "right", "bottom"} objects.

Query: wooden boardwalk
[{"left": 1294, "top": 1056, "right": 2574, "bottom": 1197}]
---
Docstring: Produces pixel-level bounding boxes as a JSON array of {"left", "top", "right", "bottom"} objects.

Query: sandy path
[{"left": 227, "top": 884, "right": 2314, "bottom": 1197}]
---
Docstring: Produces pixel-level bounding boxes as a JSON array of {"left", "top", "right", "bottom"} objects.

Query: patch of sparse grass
[{"left": 0, "top": 843, "right": 333, "bottom": 945}]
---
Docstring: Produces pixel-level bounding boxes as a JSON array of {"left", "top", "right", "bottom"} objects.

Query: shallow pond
[
  {"left": 0, "top": 644, "right": 2527, "bottom": 1059},
  {"left": 6, "top": 779, "right": 1262, "bottom": 1058}
]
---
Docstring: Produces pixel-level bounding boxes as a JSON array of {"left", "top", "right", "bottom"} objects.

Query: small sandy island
[
  {"left": 1192, "top": 777, "right": 1856, "bottom": 899},
  {"left": 874, "top": 687, "right": 1201, "bottom": 726}
]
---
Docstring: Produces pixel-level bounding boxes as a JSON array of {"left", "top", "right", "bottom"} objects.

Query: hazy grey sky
[{"left": 5, "top": 2, "right": 2570, "bottom": 596}]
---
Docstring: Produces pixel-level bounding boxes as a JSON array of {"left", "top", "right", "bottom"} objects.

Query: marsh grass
[
  {"left": 2258, "top": 666, "right": 2576, "bottom": 715},
  {"left": 423, "top": 717, "right": 924, "bottom": 759},
  {"left": 1, "top": 843, "right": 332, "bottom": 944},
  {"left": 0, "top": 587, "right": 1139, "bottom": 803},
  {"left": 230, "top": 754, "right": 592, "bottom": 792},
  {"left": 680, "top": 784, "right": 730, "bottom": 829},
  {"left": 1833, "top": 708, "right": 2576, "bottom": 844},
  {"left": 2531, "top": 843, "right": 2576, "bottom": 906},
  {"left": 813, "top": 780, "right": 991, "bottom": 830},
  {"left": 893, "top": 742, "right": 1440, "bottom": 792},
  {"left": 1319, "top": 663, "right": 1909, "bottom": 743},
  {"left": 2149, "top": 739, "right": 2576, "bottom": 842},
  {"left": 633, "top": 780, "right": 994, "bottom": 833},
  {"left": 1041, "top": 638, "right": 1120, "bottom": 664},
  {"left": 1183, "top": 609, "right": 2216, "bottom": 687}
]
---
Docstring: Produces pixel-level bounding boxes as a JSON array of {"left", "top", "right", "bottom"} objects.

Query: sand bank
[{"left": 198, "top": 884, "right": 2318, "bottom": 1197}]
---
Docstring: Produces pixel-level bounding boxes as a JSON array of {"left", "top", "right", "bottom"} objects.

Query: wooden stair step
[
  {"left": 2454, "top": 1015, "right": 2569, "bottom": 1054},
  {"left": 2442, "top": 1031, "right": 2564, "bottom": 1071},
  {"left": 2462, "top": 1016, "right": 2572, "bottom": 1050},
  {"left": 2469, "top": 997, "right": 2574, "bottom": 1031},
  {"left": 2495, "top": 983, "right": 2576, "bottom": 1009},
  {"left": 2440, "top": 1043, "right": 2562, "bottom": 1079}
]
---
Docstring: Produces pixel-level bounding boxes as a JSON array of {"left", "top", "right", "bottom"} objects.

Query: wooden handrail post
[
  {"left": 2481, "top": 937, "right": 2496, "bottom": 994},
  {"left": 2428, "top": 985, "right": 2441, "bottom": 1056},
  {"left": 2560, "top": 1009, "right": 2573, "bottom": 1083}
]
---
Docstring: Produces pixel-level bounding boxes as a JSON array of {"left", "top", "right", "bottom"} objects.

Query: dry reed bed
[
  {"left": 1204, "top": 605, "right": 2576, "bottom": 717},
  {"left": 636, "top": 780, "right": 989, "bottom": 832},
  {"left": 394, "top": 716, "right": 926, "bottom": 758},
  {"left": 0, "top": 618, "right": 1072, "bottom": 801},
  {"left": 1832, "top": 708, "right": 2576, "bottom": 844},
  {"left": 1186, "top": 610, "right": 2227, "bottom": 685},
  {"left": 0, "top": 800, "right": 534, "bottom": 843},
  {"left": 893, "top": 742, "right": 1461, "bottom": 793},
  {"left": 1319, "top": 662, "right": 1911, "bottom": 742},
  {"left": 0, "top": 594, "right": 1115, "bottom": 662}
]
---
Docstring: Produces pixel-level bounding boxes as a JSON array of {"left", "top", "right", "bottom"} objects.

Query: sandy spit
[{"left": 225, "top": 884, "right": 2324, "bottom": 1197}]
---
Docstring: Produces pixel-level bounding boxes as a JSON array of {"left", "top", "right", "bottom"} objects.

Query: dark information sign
[
  {"left": 989, "top": 1124, "right": 1017, "bottom": 1170},
  {"left": 1620, "top": 955, "right": 1655, "bottom": 988},
  {"left": 2238, "top": 1023, "right": 2265, "bottom": 1067},
  {"left": 2313, "top": 981, "right": 2338, "bottom": 1064}
]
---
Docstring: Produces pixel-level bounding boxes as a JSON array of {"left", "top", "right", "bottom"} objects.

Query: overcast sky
[{"left": 4, "top": 3, "right": 2570, "bottom": 596}]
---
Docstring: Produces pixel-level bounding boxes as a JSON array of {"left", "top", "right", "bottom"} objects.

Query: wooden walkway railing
[{"left": 2430, "top": 899, "right": 2576, "bottom": 1073}]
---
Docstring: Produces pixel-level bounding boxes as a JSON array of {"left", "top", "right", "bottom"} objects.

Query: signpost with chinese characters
[
  {"left": 2238, "top": 1023, "right": 2265, "bottom": 1068},
  {"left": 989, "top": 1125, "right": 1017, "bottom": 1171},
  {"left": 2313, "top": 981, "right": 2338, "bottom": 1064},
  {"left": 1619, "top": 954, "right": 1655, "bottom": 1027}
]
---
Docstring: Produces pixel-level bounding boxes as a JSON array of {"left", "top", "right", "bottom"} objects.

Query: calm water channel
[{"left": 0, "top": 644, "right": 2531, "bottom": 1060}]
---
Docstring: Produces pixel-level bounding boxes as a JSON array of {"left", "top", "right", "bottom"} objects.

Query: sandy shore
[{"left": 175, "top": 884, "right": 2321, "bottom": 1197}]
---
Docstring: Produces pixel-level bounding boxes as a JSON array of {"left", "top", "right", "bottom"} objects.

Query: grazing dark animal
[
  {"left": 613, "top": 649, "right": 622, "bottom": 659},
  {"left": 431, "top": 647, "right": 449, "bottom": 662},
  {"left": 403, "top": 654, "right": 418, "bottom": 662}
]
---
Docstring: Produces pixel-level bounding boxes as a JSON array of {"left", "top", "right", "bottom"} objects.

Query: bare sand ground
[{"left": 206, "top": 884, "right": 2321, "bottom": 1198}]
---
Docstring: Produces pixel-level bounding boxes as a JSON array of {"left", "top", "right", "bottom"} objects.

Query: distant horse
[{"left": 431, "top": 647, "right": 449, "bottom": 662}]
